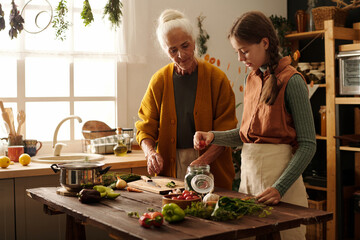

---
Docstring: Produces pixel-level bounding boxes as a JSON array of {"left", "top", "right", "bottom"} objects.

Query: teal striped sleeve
[
  {"left": 272, "top": 74, "right": 317, "bottom": 196},
  {"left": 211, "top": 128, "right": 242, "bottom": 147}
]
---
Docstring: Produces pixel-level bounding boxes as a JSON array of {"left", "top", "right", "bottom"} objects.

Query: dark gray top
[{"left": 173, "top": 69, "right": 198, "bottom": 148}]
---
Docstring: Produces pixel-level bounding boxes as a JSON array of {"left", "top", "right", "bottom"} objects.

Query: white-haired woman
[{"left": 135, "top": 9, "right": 237, "bottom": 190}]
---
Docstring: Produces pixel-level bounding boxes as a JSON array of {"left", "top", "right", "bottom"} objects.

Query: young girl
[{"left": 193, "top": 11, "right": 316, "bottom": 240}]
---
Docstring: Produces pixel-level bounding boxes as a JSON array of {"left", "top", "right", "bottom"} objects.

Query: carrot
[
  {"left": 127, "top": 187, "right": 143, "bottom": 193},
  {"left": 204, "top": 54, "right": 210, "bottom": 61},
  {"left": 217, "top": 59, "right": 220, "bottom": 66}
]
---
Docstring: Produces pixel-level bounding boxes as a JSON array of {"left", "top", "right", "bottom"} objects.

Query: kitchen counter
[{"left": 0, "top": 150, "right": 147, "bottom": 179}]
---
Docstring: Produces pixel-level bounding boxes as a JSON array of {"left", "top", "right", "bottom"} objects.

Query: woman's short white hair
[{"left": 156, "top": 9, "right": 195, "bottom": 51}]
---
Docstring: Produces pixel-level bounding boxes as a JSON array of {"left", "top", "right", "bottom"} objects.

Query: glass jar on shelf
[
  {"left": 113, "top": 128, "right": 127, "bottom": 156},
  {"left": 319, "top": 105, "right": 326, "bottom": 136},
  {"left": 184, "top": 164, "right": 214, "bottom": 195}
]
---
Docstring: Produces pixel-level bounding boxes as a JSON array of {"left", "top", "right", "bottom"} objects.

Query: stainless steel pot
[{"left": 51, "top": 162, "right": 111, "bottom": 192}]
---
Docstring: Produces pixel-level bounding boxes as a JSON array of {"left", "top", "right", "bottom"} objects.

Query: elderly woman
[{"left": 135, "top": 9, "right": 237, "bottom": 190}]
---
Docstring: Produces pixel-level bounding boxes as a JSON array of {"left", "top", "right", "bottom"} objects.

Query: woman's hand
[
  {"left": 193, "top": 131, "right": 214, "bottom": 150},
  {"left": 256, "top": 187, "right": 281, "bottom": 205},
  {"left": 145, "top": 149, "right": 164, "bottom": 175},
  {"left": 140, "top": 138, "right": 164, "bottom": 175}
]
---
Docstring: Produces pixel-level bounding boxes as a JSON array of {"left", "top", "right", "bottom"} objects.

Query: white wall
[{"left": 125, "top": 0, "right": 287, "bottom": 128}]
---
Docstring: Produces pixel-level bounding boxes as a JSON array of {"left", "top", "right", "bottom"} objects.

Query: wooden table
[{"left": 27, "top": 187, "right": 332, "bottom": 240}]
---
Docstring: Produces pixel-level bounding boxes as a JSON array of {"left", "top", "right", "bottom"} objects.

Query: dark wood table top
[{"left": 26, "top": 187, "right": 332, "bottom": 240}]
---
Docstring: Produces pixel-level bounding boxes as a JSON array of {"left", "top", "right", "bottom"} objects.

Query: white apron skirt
[
  {"left": 239, "top": 143, "right": 308, "bottom": 240},
  {"left": 176, "top": 148, "right": 199, "bottom": 180}
]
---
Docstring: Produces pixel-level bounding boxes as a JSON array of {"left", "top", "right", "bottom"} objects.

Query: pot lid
[{"left": 58, "top": 161, "right": 105, "bottom": 169}]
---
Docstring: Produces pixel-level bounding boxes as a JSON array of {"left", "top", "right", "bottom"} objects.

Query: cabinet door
[
  {"left": 0, "top": 179, "right": 15, "bottom": 240},
  {"left": 15, "top": 175, "right": 66, "bottom": 240}
]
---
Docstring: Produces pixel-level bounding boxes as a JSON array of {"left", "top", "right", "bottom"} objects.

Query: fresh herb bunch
[
  {"left": 185, "top": 201, "right": 214, "bottom": 219},
  {"left": 0, "top": 4, "right": 5, "bottom": 31},
  {"left": 185, "top": 196, "right": 272, "bottom": 221},
  {"left": 9, "top": 0, "right": 24, "bottom": 39},
  {"left": 52, "top": 0, "right": 70, "bottom": 41},
  {"left": 81, "top": 0, "right": 94, "bottom": 27},
  {"left": 269, "top": 15, "right": 292, "bottom": 57},
  {"left": 196, "top": 14, "right": 210, "bottom": 57},
  {"left": 211, "top": 197, "right": 272, "bottom": 221},
  {"left": 103, "top": 0, "right": 123, "bottom": 29}
]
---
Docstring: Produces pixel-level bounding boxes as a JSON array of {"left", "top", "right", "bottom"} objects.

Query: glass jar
[
  {"left": 319, "top": 105, "right": 326, "bottom": 136},
  {"left": 121, "top": 128, "right": 133, "bottom": 153},
  {"left": 184, "top": 164, "right": 214, "bottom": 194},
  {"left": 113, "top": 128, "right": 127, "bottom": 156}
]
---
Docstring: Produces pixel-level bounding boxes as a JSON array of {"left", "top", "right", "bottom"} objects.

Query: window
[{"left": 0, "top": 0, "right": 122, "bottom": 147}]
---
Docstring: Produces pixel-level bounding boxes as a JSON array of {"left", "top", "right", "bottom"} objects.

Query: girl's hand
[
  {"left": 145, "top": 149, "right": 164, "bottom": 175},
  {"left": 193, "top": 131, "right": 214, "bottom": 150},
  {"left": 256, "top": 187, "right": 281, "bottom": 205}
]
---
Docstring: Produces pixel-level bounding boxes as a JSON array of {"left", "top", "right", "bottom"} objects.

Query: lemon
[
  {"left": 0, "top": 156, "right": 10, "bottom": 168},
  {"left": 19, "top": 153, "right": 31, "bottom": 166}
]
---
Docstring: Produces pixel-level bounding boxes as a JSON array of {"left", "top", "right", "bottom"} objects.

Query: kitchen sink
[{"left": 32, "top": 153, "right": 104, "bottom": 163}]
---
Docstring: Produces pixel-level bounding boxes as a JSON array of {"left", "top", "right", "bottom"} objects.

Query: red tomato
[
  {"left": 192, "top": 195, "right": 200, "bottom": 199},
  {"left": 183, "top": 193, "right": 190, "bottom": 198},
  {"left": 185, "top": 196, "right": 193, "bottom": 200},
  {"left": 150, "top": 212, "right": 163, "bottom": 227},
  {"left": 189, "top": 191, "right": 197, "bottom": 196},
  {"left": 139, "top": 215, "right": 153, "bottom": 228},
  {"left": 177, "top": 195, "right": 185, "bottom": 200},
  {"left": 182, "top": 190, "right": 190, "bottom": 195},
  {"left": 199, "top": 140, "right": 206, "bottom": 148},
  {"left": 172, "top": 196, "right": 178, "bottom": 200}
]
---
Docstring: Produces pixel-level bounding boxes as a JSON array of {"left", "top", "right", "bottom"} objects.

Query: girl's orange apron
[{"left": 240, "top": 143, "right": 308, "bottom": 240}]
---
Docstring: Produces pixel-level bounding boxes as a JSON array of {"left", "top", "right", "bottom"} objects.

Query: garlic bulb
[
  {"left": 116, "top": 176, "right": 127, "bottom": 189},
  {"left": 202, "top": 192, "right": 220, "bottom": 204}
]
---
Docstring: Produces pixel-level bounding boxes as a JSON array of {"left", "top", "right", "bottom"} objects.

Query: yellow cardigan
[{"left": 136, "top": 60, "right": 238, "bottom": 190}]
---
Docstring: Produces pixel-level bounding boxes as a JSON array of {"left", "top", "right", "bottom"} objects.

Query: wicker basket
[{"left": 312, "top": 6, "right": 348, "bottom": 30}]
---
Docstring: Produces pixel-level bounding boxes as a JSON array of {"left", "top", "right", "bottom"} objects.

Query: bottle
[
  {"left": 121, "top": 128, "right": 133, "bottom": 153},
  {"left": 184, "top": 164, "right": 214, "bottom": 195},
  {"left": 319, "top": 105, "right": 326, "bottom": 136},
  {"left": 113, "top": 128, "right": 127, "bottom": 156},
  {"left": 307, "top": 0, "right": 316, "bottom": 31}
]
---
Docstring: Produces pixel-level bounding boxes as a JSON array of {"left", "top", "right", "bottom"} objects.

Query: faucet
[{"left": 53, "top": 115, "right": 82, "bottom": 156}]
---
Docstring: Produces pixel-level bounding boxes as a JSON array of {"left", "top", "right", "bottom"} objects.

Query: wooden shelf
[
  {"left": 305, "top": 183, "right": 327, "bottom": 191},
  {"left": 286, "top": 20, "right": 360, "bottom": 240},
  {"left": 285, "top": 30, "right": 325, "bottom": 40},
  {"left": 316, "top": 135, "right": 327, "bottom": 140},
  {"left": 339, "top": 146, "right": 360, "bottom": 152},
  {"left": 335, "top": 97, "right": 360, "bottom": 104}
]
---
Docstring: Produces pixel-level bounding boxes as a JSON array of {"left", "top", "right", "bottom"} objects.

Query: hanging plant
[
  {"left": 9, "top": 0, "right": 24, "bottom": 39},
  {"left": 103, "top": 0, "right": 123, "bottom": 29},
  {"left": 81, "top": 0, "right": 94, "bottom": 26},
  {"left": 52, "top": 0, "right": 70, "bottom": 41},
  {"left": 269, "top": 15, "right": 292, "bottom": 57},
  {"left": 0, "top": 3, "right": 5, "bottom": 31},
  {"left": 196, "top": 14, "right": 210, "bottom": 57}
]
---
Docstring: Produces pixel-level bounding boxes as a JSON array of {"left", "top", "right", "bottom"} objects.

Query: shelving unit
[{"left": 286, "top": 20, "right": 360, "bottom": 240}]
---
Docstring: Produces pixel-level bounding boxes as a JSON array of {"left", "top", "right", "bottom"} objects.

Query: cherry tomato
[
  {"left": 177, "top": 195, "right": 185, "bottom": 200},
  {"left": 182, "top": 190, "right": 190, "bottom": 195},
  {"left": 185, "top": 196, "right": 193, "bottom": 200},
  {"left": 172, "top": 196, "right": 178, "bottom": 200},
  {"left": 189, "top": 191, "right": 197, "bottom": 196},
  {"left": 192, "top": 195, "right": 200, "bottom": 199},
  {"left": 183, "top": 193, "right": 190, "bottom": 198},
  {"left": 199, "top": 140, "right": 206, "bottom": 148}
]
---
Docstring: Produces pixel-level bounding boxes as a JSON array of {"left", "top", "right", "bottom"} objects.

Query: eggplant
[{"left": 78, "top": 189, "right": 101, "bottom": 204}]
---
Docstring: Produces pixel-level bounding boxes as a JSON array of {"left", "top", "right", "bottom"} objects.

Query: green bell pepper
[{"left": 161, "top": 203, "right": 185, "bottom": 223}]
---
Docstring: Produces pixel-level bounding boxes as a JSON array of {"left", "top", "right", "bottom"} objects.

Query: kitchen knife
[{"left": 141, "top": 175, "right": 161, "bottom": 188}]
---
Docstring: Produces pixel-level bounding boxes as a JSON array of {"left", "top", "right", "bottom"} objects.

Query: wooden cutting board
[{"left": 127, "top": 176, "right": 185, "bottom": 195}]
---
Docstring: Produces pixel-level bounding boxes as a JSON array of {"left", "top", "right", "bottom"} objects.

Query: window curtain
[{"left": 118, "top": 0, "right": 149, "bottom": 63}]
